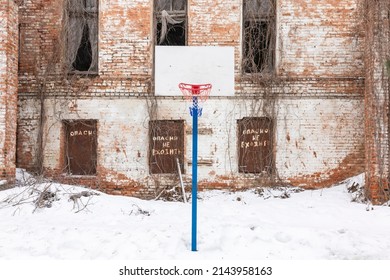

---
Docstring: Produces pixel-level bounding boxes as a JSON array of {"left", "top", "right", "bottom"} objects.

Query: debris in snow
[
  {"left": 1, "top": 170, "right": 101, "bottom": 214},
  {"left": 69, "top": 191, "right": 99, "bottom": 202},
  {"left": 0, "top": 182, "right": 60, "bottom": 213},
  {"left": 254, "top": 186, "right": 304, "bottom": 199},
  {"left": 34, "top": 186, "right": 58, "bottom": 211},
  {"left": 129, "top": 204, "right": 151, "bottom": 216},
  {"left": 155, "top": 185, "right": 187, "bottom": 202},
  {"left": 345, "top": 173, "right": 367, "bottom": 204},
  {"left": 68, "top": 191, "right": 100, "bottom": 213}
]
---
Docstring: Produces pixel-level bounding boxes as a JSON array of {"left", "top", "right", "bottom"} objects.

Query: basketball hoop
[
  {"left": 179, "top": 83, "right": 212, "bottom": 102},
  {"left": 179, "top": 83, "right": 212, "bottom": 116},
  {"left": 178, "top": 82, "right": 212, "bottom": 252}
]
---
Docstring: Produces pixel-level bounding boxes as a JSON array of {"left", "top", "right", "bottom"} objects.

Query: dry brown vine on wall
[{"left": 362, "top": 0, "right": 390, "bottom": 202}]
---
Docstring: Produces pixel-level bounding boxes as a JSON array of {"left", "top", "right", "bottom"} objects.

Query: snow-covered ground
[{"left": 0, "top": 170, "right": 389, "bottom": 260}]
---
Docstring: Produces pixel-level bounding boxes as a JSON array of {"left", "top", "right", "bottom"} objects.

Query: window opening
[
  {"left": 154, "top": 0, "right": 187, "bottom": 45},
  {"left": 66, "top": 0, "right": 98, "bottom": 73},
  {"left": 72, "top": 24, "right": 93, "bottom": 71},
  {"left": 243, "top": 0, "right": 276, "bottom": 74}
]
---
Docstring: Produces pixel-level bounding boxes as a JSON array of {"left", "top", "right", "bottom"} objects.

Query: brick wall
[
  {"left": 16, "top": 0, "right": 365, "bottom": 197},
  {"left": 17, "top": 0, "right": 44, "bottom": 171},
  {"left": 280, "top": 0, "right": 363, "bottom": 78},
  {"left": 0, "top": 0, "right": 18, "bottom": 185},
  {"left": 364, "top": 1, "right": 390, "bottom": 204}
]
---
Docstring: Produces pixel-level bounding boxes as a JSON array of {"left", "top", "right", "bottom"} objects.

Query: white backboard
[{"left": 155, "top": 46, "right": 235, "bottom": 96}]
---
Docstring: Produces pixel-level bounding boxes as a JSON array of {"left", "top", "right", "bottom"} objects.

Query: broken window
[
  {"left": 66, "top": 0, "right": 98, "bottom": 73},
  {"left": 64, "top": 120, "right": 97, "bottom": 175},
  {"left": 149, "top": 120, "right": 185, "bottom": 174},
  {"left": 238, "top": 117, "right": 274, "bottom": 174},
  {"left": 154, "top": 0, "right": 187, "bottom": 45},
  {"left": 243, "top": 0, "right": 276, "bottom": 74}
]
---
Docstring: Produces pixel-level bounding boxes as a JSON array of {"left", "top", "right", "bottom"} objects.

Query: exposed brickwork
[
  {"left": 0, "top": 0, "right": 18, "bottom": 185},
  {"left": 280, "top": 0, "right": 363, "bottom": 78},
  {"left": 364, "top": 1, "right": 390, "bottom": 204},
  {"left": 12, "top": 0, "right": 368, "bottom": 198}
]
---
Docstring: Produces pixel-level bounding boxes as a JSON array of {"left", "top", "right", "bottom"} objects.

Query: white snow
[{"left": 0, "top": 171, "right": 389, "bottom": 260}]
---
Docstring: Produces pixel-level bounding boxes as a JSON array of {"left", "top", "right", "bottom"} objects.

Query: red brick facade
[
  {"left": 0, "top": 0, "right": 18, "bottom": 185},
  {"left": 364, "top": 0, "right": 390, "bottom": 204},
  {"left": 0, "top": 0, "right": 387, "bottom": 203}
]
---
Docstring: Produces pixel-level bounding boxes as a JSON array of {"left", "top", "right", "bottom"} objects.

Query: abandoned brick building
[{"left": 0, "top": 0, "right": 389, "bottom": 203}]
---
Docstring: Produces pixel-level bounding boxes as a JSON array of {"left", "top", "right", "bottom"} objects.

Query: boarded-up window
[
  {"left": 66, "top": 0, "right": 99, "bottom": 73},
  {"left": 243, "top": 0, "right": 276, "bottom": 73},
  {"left": 154, "top": 0, "right": 187, "bottom": 45},
  {"left": 64, "top": 120, "right": 97, "bottom": 175},
  {"left": 149, "top": 120, "right": 184, "bottom": 174},
  {"left": 238, "top": 117, "right": 273, "bottom": 173}
]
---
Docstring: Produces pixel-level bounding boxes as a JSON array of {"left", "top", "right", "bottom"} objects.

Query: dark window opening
[
  {"left": 73, "top": 24, "right": 93, "bottom": 71},
  {"left": 154, "top": 0, "right": 187, "bottom": 46},
  {"left": 66, "top": 0, "right": 98, "bottom": 73},
  {"left": 149, "top": 120, "right": 185, "bottom": 174},
  {"left": 156, "top": 22, "right": 186, "bottom": 46},
  {"left": 243, "top": 0, "right": 275, "bottom": 74},
  {"left": 238, "top": 117, "right": 274, "bottom": 174},
  {"left": 64, "top": 120, "right": 97, "bottom": 176},
  {"left": 243, "top": 21, "right": 274, "bottom": 73}
]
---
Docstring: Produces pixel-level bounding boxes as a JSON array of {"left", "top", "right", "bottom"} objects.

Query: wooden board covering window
[
  {"left": 149, "top": 120, "right": 184, "bottom": 174},
  {"left": 64, "top": 120, "right": 97, "bottom": 175},
  {"left": 238, "top": 117, "right": 273, "bottom": 173}
]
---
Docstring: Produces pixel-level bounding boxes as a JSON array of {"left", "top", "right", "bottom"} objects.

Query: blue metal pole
[{"left": 191, "top": 98, "right": 198, "bottom": 252}]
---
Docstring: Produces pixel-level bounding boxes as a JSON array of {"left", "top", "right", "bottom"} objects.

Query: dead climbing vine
[
  {"left": 361, "top": 0, "right": 390, "bottom": 202},
  {"left": 240, "top": 0, "right": 284, "bottom": 186}
]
